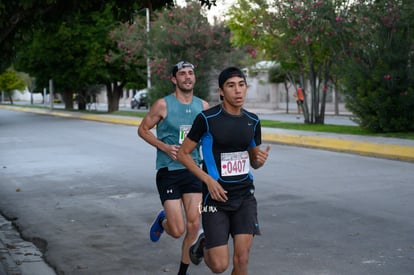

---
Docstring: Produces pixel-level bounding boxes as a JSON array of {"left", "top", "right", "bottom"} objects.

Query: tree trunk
[
  {"left": 301, "top": 86, "right": 310, "bottom": 123},
  {"left": 77, "top": 90, "right": 87, "bottom": 111},
  {"left": 317, "top": 70, "right": 329, "bottom": 125},
  {"left": 284, "top": 81, "right": 289, "bottom": 114},
  {"left": 296, "top": 62, "right": 310, "bottom": 123},
  {"left": 334, "top": 88, "right": 339, "bottom": 115},
  {"left": 309, "top": 68, "right": 318, "bottom": 124},
  {"left": 106, "top": 81, "right": 123, "bottom": 113},
  {"left": 62, "top": 90, "right": 74, "bottom": 110}
]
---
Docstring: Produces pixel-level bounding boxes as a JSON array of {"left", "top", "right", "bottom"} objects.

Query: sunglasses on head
[{"left": 174, "top": 61, "right": 194, "bottom": 70}]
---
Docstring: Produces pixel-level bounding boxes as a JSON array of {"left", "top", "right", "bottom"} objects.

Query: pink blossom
[{"left": 248, "top": 47, "right": 257, "bottom": 58}]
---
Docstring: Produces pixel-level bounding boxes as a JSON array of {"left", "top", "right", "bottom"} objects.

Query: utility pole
[
  {"left": 135, "top": 8, "right": 151, "bottom": 90},
  {"left": 145, "top": 8, "right": 151, "bottom": 89},
  {"left": 49, "top": 79, "right": 54, "bottom": 110}
]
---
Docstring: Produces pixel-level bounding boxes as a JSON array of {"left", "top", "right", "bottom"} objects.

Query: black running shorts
[
  {"left": 202, "top": 194, "right": 261, "bottom": 249},
  {"left": 156, "top": 168, "right": 202, "bottom": 204}
]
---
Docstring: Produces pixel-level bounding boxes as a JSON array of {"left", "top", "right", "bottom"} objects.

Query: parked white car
[{"left": 131, "top": 90, "right": 148, "bottom": 109}]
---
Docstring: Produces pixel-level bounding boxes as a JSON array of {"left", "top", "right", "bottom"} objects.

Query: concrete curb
[
  {"left": 0, "top": 105, "right": 141, "bottom": 126},
  {"left": 1, "top": 105, "right": 413, "bottom": 162},
  {"left": 262, "top": 132, "right": 414, "bottom": 162},
  {"left": 0, "top": 216, "right": 56, "bottom": 275}
]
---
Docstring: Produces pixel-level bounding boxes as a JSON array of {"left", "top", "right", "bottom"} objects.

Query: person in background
[
  {"left": 138, "top": 61, "right": 209, "bottom": 275},
  {"left": 177, "top": 67, "right": 270, "bottom": 275},
  {"left": 294, "top": 85, "right": 304, "bottom": 119}
]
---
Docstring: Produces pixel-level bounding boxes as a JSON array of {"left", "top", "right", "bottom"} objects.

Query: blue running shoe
[{"left": 150, "top": 210, "right": 165, "bottom": 242}]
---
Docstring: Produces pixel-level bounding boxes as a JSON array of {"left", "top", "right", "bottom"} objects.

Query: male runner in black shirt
[{"left": 178, "top": 67, "right": 270, "bottom": 275}]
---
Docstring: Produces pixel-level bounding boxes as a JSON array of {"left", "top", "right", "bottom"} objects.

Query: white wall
[{"left": 10, "top": 89, "right": 44, "bottom": 103}]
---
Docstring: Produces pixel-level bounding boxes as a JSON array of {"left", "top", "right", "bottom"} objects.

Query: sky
[{"left": 176, "top": 0, "right": 237, "bottom": 23}]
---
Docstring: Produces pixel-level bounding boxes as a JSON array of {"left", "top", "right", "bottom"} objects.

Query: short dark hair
[
  {"left": 218, "top": 67, "right": 247, "bottom": 100},
  {"left": 218, "top": 67, "right": 246, "bottom": 89}
]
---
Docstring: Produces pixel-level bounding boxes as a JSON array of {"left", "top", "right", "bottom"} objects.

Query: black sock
[{"left": 177, "top": 262, "right": 189, "bottom": 275}]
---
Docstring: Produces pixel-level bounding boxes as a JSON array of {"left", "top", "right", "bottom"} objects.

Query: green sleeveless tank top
[{"left": 156, "top": 93, "right": 203, "bottom": 170}]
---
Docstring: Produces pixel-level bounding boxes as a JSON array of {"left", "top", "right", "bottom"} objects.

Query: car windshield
[{"left": 134, "top": 91, "right": 147, "bottom": 100}]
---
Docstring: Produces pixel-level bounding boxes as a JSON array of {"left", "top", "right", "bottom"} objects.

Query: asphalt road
[{"left": 1, "top": 109, "right": 413, "bottom": 275}]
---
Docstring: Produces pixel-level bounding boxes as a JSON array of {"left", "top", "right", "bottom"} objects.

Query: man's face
[
  {"left": 173, "top": 68, "right": 196, "bottom": 93},
  {"left": 220, "top": 76, "right": 247, "bottom": 108}
]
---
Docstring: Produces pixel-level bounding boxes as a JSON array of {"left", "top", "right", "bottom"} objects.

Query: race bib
[
  {"left": 220, "top": 151, "right": 250, "bottom": 177},
  {"left": 179, "top": 125, "right": 192, "bottom": 144}
]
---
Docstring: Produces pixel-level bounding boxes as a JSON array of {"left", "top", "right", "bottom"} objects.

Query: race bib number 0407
[{"left": 220, "top": 151, "right": 250, "bottom": 177}]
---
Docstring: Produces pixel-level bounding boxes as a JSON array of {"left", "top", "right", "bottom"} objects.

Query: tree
[
  {"left": 7, "top": 1, "right": 222, "bottom": 112},
  {"left": 340, "top": 0, "right": 414, "bottom": 132},
  {"left": 14, "top": 3, "right": 147, "bottom": 112},
  {"left": 0, "top": 1, "right": 153, "bottom": 72},
  {"left": 0, "top": 69, "right": 26, "bottom": 104},
  {"left": 0, "top": 0, "right": 218, "bottom": 74},
  {"left": 227, "top": 0, "right": 414, "bottom": 131},
  {"left": 227, "top": 0, "right": 353, "bottom": 124},
  {"left": 109, "top": 1, "right": 240, "bottom": 103}
]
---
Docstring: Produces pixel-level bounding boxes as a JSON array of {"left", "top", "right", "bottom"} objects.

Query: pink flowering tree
[
  {"left": 228, "top": 0, "right": 413, "bottom": 130},
  {"left": 228, "top": 0, "right": 350, "bottom": 124},
  {"left": 340, "top": 0, "right": 414, "bottom": 132},
  {"left": 109, "top": 2, "right": 238, "bottom": 102}
]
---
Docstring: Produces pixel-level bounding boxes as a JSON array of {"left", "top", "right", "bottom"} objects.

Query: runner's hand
[
  {"left": 252, "top": 145, "right": 270, "bottom": 168},
  {"left": 206, "top": 178, "right": 228, "bottom": 202},
  {"left": 257, "top": 145, "right": 270, "bottom": 164},
  {"left": 165, "top": 144, "right": 180, "bottom": 161}
]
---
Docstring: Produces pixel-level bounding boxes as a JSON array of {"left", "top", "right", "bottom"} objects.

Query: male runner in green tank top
[{"left": 138, "top": 61, "right": 209, "bottom": 275}]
